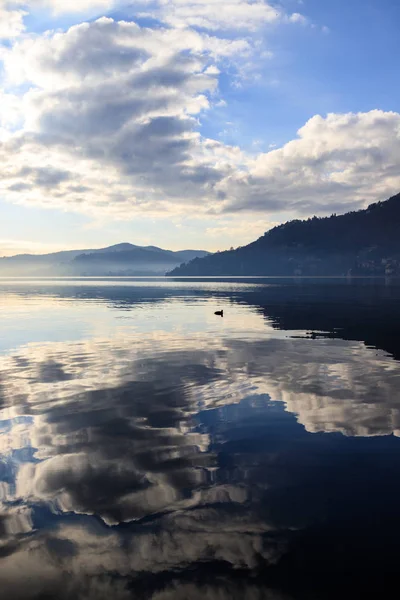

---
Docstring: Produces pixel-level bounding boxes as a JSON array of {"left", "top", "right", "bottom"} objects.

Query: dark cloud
[
  {"left": 34, "top": 167, "right": 72, "bottom": 188},
  {"left": 7, "top": 183, "right": 31, "bottom": 192}
]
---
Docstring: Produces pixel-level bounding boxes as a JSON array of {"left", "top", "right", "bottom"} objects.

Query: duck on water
[{"left": 214, "top": 310, "right": 224, "bottom": 317}]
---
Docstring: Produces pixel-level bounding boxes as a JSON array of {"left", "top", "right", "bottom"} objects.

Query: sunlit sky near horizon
[{"left": 0, "top": 0, "right": 399, "bottom": 256}]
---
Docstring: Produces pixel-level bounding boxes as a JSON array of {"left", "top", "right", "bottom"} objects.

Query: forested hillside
[{"left": 168, "top": 193, "right": 400, "bottom": 277}]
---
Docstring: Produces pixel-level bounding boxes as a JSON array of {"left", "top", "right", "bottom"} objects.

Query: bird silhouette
[{"left": 214, "top": 310, "right": 224, "bottom": 317}]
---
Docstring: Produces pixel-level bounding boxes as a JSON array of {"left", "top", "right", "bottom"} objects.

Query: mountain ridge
[
  {"left": 0, "top": 243, "right": 210, "bottom": 276},
  {"left": 168, "top": 192, "right": 400, "bottom": 277}
]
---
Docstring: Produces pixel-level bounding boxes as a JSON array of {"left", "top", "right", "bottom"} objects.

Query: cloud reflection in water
[{"left": 0, "top": 281, "right": 400, "bottom": 598}]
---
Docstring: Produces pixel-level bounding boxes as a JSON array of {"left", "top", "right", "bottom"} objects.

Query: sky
[{"left": 0, "top": 0, "right": 399, "bottom": 255}]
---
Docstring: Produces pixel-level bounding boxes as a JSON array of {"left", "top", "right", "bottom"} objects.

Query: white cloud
[
  {"left": 38, "top": 0, "right": 116, "bottom": 14},
  {"left": 0, "top": 0, "right": 302, "bottom": 36},
  {"left": 3, "top": 18, "right": 248, "bottom": 88},
  {"left": 0, "top": 11, "right": 399, "bottom": 225},
  {"left": 219, "top": 110, "right": 400, "bottom": 215},
  {"left": 1, "top": 20, "right": 400, "bottom": 221},
  {"left": 0, "top": 3, "right": 26, "bottom": 39},
  {"left": 288, "top": 12, "right": 307, "bottom": 24},
  {"left": 0, "top": 18, "right": 248, "bottom": 219},
  {"left": 138, "top": 0, "right": 283, "bottom": 31},
  {"left": 0, "top": 90, "right": 23, "bottom": 137}
]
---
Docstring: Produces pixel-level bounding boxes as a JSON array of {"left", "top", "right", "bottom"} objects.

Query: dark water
[{"left": 1, "top": 278, "right": 400, "bottom": 599}]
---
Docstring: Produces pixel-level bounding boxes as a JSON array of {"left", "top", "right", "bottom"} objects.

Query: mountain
[
  {"left": 168, "top": 193, "right": 400, "bottom": 277},
  {"left": 0, "top": 243, "right": 210, "bottom": 276}
]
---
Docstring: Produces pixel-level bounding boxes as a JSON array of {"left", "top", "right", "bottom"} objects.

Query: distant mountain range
[
  {"left": 168, "top": 192, "right": 400, "bottom": 277},
  {"left": 0, "top": 243, "right": 210, "bottom": 276}
]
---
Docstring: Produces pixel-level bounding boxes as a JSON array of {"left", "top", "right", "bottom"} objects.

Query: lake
[{"left": 1, "top": 278, "right": 400, "bottom": 599}]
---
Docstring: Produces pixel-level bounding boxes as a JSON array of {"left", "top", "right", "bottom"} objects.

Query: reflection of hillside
[{"left": 243, "top": 280, "right": 400, "bottom": 359}]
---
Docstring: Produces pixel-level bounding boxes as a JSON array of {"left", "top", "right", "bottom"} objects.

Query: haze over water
[{"left": 1, "top": 278, "right": 400, "bottom": 599}]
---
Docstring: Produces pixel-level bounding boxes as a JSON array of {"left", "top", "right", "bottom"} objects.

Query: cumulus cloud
[
  {"left": 1, "top": 0, "right": 117, "bottom": 24},
  {"left": 2, "top": 0, "right": 303, "bottom": 32},
  {"left": 0, "top": 2, "right": 26, "bottom": 39},
  {"left": 0, "top": 0, "right": 110, "bottom": 44},
  {"left": 0, "top": 18, "right": 249, "bottom": 218},
  {"left": 1, "top": 19, "right": 400, "bottom": 220},
  {"left": 0, "top": 2, "right": 394, "bottom": 225},
  {"left": 138, "top": 0, "right": 283, "bottom": 31},
  {"left": 220, "top": 110, "right": 400, "bottom": 214}
]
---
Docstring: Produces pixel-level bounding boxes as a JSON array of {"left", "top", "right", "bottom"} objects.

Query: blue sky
[{"left": 0, "top": 0, "right": 399, "bottom": 254}]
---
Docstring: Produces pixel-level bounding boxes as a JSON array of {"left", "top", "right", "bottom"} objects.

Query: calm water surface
[{"left": 1, "top": 278, "right": 400, "bottom": 599}]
